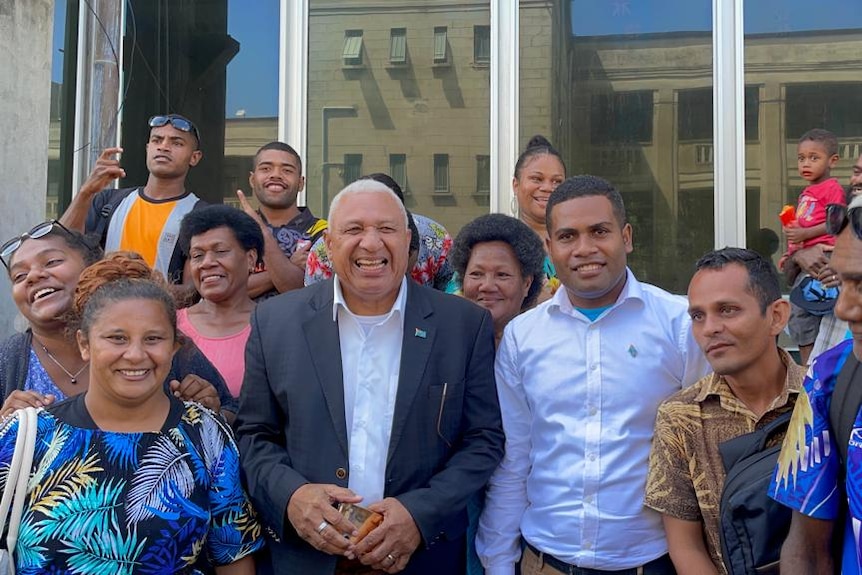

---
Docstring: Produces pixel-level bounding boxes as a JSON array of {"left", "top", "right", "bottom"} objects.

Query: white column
[
  {"left": 491, "top": 0, "right": 519, "bottom": 215},
  {"left": 713, "top": 0, "right": 747, "bottom": 248},
  {"left": 281, "top": 0, "right": 309, "bottom": 203}
]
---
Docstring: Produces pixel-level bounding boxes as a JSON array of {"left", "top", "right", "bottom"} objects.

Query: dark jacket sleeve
[
  {"left": 165, "top": 339, "right": 238, "bottom": 413},
  {"left": 0, "top": 331, "right": 32, "bottom": 401}
]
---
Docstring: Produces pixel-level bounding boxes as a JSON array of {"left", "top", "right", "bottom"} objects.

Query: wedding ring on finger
[
  {"left": 316, "top": 520, "right": 329, "bottom": 534},
  {"left": 386, "top": 553, "right": 397, "bottom": 564}
]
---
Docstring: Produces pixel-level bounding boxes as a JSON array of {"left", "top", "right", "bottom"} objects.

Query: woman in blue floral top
[{"left": 0, "top": 253, "right": 262, "bottom": 574}]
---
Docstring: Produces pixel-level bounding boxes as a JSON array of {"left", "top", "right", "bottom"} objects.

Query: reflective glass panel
[
  {"left": 520, "top": 0, "right": 714, "bottom": 294},
  {"left": 306, "top": 0, "right": 492, "bottom": 233},
  {"left": 744, "top": 1, "right": 862, "bottom": 275}
]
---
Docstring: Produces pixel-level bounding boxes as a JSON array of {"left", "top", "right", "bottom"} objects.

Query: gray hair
[{"left": 328, "top": 180, "right": 409, "bottom": 229}]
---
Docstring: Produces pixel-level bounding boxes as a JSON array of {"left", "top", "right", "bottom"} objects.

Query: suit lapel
[
  {"left": 388, "top": 283, "right": 435, "bottom": 464},
  {"left": 304, "top": 281, "right": 349, "bottom": 458}
]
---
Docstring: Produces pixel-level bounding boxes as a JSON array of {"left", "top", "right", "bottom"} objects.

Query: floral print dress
[{"left": 0, "top": 394, "right": 263, "bottom": 574}]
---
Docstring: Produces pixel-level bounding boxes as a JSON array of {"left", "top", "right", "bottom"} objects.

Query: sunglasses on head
[
  {"left": 826, "top": 203, "right": 862, "bottom": 240},
  {"left": 148, "top": 114, "right": 201, "bottom": 144},
  {"left": 0, "top": 220, "right": 76, "bottom": 271}
]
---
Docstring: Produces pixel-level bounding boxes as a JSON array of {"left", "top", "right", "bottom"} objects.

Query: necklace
[{"left": 36, "top": 340, "right": 88, "bottom": 385}]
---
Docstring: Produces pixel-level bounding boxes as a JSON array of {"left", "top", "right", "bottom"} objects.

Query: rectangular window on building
[
  {"left": 679, "top": 86, "right": 759, "bottom": 142},
  {"left": 590, "top": 91, "right": 654, "bottom": 144},
  {"left": 390, "top": 28, "right": 407, "bottom": 64},
  {"left": 433, "top": 154, "right": 450, "bottom": 194},
  {"left": 473, "top": 25, "right": 490, "bottom": 65},
  {"left": 343, "top": 154, "right": 362, "bottom": 185},
  {"left": 786, "top": 83, "right": 862, "bottom": 139},
  {"left": 390, "top": 154, "right": 407, "bottom": 191},
  {"left": 342, "top": 30, "right": 363, "bottom": 66},
  {"left": 475, "top": 155, "right": 490, "bottom": 195},
  {"left": 434, "top": 26, "right": 448, "bottom": 63}
]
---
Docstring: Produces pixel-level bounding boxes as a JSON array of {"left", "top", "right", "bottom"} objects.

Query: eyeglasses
[
  {"left": 0, "top": 220, "right": 76, "bottom": 270},
  {"left": 826, "top": 203, "right": 862, "bottom": 240},
  {"left": 148, "top": 114, "right": 201, "bottom": 144}
]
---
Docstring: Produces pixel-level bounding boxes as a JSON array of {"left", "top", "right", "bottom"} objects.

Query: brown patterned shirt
[{"left": 644, "top": 349, "right": 805, "bottom": 574}]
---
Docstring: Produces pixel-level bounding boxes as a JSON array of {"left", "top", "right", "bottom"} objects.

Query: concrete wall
[{"left": 0, "top": 0, "right": 54, "bottom": 335}]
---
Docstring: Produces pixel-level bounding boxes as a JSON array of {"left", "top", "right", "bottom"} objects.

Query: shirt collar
[
  {"left": 332, "top": 275, "right": 408, "bottom": 321},
  {"left": 549, "top": 267, "right": 641, "bottom": 316},
  {"left": 693, "top": 348, "right": 804, "bottom": 407}
]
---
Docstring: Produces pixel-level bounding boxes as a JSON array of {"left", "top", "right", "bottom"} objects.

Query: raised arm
[{"left": 60, "top": 147, "right": 125, "bottom": 232}]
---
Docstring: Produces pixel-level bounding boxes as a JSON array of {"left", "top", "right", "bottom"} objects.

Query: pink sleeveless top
[{"left": 176, "top": 307, "right": 250, "bottom": 398}]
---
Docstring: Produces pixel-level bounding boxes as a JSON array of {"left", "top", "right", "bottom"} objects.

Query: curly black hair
[
  {"left": 178, "top": 205, "right": 264, "bottom": 266},
  {"left": 450, "top": 213, "right": 546, "bottom": 311}
]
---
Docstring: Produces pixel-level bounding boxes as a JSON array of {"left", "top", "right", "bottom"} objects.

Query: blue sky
[
  {"left": 571, "top": 0, "right": 862, "bottom": 35},
  {"left": 51, "top": 1, "right": 862, "bottom": 118}
]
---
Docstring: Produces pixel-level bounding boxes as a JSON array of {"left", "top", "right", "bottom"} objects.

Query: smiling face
[
  {"left": 249, "top": 148, "right": 305, "bottom": 212},
  {"left": 688, "top": 264, "right": 786, "bottom": 378},
  {"left": 8, "top": 235, "right": 87, "bottom": 331},
  {"left": 797, "top": 139, "right": 838, "bottom": 185},
  {"left": 77, "top": 298, "right": 179, "bottom": 409},
  {"left": 145, "top": 124, "right": 202, "bottom": 179},
  {"left": 513, "top": 154, "right": 565, "bottom": 229},
  {"left": 462, "top": 241, "right": 532, "bottom": 334},
  {"left": 188, "top": 226, "right": 256, "bottom": 303},
  {"left": 324, "top": 190, "right": 410, "bottom": 315},
  {"left": 547, "top": 195, "right": 632, "bottom": 309}
]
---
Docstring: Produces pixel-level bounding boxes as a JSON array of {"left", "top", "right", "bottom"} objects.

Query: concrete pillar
[{"left": 0, "top": 0, "right": 55, "bottom": 335}]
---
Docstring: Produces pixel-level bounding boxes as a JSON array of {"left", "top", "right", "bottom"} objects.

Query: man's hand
[
  {"left": 1, "top": 391, "right": 55, "bottom": 419},
  {"left": 80, "top": 147, "right": 125, "bottom": 197},
  {"left": 354, "top": 498, "right": 422, "bottom": 573},
  {"left": 793, "top": 244, "right": 833, "bottom": 278},
  {"left": 170, "top": 374, "right": 221, "bottom": 412},
  {"left": 290, "top": 244, "right": 311, "bottom": 270},
  {"left": 286, "top": 484, "right": 363, "bottom": 557},
  {"left": 236, "top": 190, "right": 265, "bottom": 227}
]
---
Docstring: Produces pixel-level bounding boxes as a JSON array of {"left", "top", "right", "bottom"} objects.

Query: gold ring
[{"left": 386, "top": 553, "right": 396, "bottom": 563}]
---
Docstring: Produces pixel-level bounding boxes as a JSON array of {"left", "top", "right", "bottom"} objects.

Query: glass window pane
[
  {"left": 474, "top": 25, "right": 490, "bottom": 64},
  {"left": 521, "top": 0, "right": 713, "bottom": 294},
  {"left": 390, "top": 154, "right": 407, "bottom": 191},
  {"left": 434, "top": 27, "right": 448, "bottom": 63},
  {"left": 743, "top": 4, "right": 862, "bottom": 277},
  {"left": 307, "top": 2, "right": 491, "bottom": 234},
  {"left": 46, "top": 0, "right": 68, "bottom": 219},
  {"left": 390, "top": 28, "right": 407, "bottom": 64}
]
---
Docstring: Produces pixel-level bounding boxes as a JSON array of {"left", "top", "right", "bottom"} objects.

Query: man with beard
[
  {"left": 60, "top": 114, "right": 205, "bottom": 283},
  {"left": 237, "top": 141, "right": 327, "bottom": 300}
]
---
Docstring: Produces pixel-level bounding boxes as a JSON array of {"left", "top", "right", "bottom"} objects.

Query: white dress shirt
[
  {"left": 477, "top": 269, "right": 710, "bottom": 574},
  {"left": 334, "top": 276, "right": 407, "bottom": 505}
]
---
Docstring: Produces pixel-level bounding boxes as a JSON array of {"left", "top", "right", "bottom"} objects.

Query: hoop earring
[{"left": 510, "top": 196, "right": 519, "bottom": 217}]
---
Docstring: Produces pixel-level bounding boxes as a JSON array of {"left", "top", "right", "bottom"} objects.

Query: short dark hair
[
  {"left": 178, "top": 205, "right": 265, "bottom": 266},
  {"left": 545, "top": 175, "right": 627, "bottom": 233},
  {"left": 450, "top": 213, "right": 546, "bottom": 311},
  {"left": 799, "top": 128, "right": 839, "bottom": 157},
  {"left": 253, "top": 141, "right": 302, "bottom": 173},
  {"left": 513, "top": 135, "right": 567, "bottom": 180},
  {"left": 694, "top": 247, "right": 781, "bottom": 314},
  {"left": 363, "top": 173, "right": 405, "bottom": 202}
]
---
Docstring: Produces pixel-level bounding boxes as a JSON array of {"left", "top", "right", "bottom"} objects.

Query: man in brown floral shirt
[{"left": 645, "top": 247, "right": 806, "bottom": 575}]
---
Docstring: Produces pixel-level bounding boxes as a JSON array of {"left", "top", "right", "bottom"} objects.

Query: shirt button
[
  {"left": 335, "top": 467, "right": 347, "bottom": 480},
  {"left": 583, "top": 540, "right": 592, "bottom": 550},
  {"left": 588, "top": 453, "right": 596, "bottom": 461},
  {"left": 589, "top": 406, "right": 597, "bottom": 416},
  {"left": 590, "top": 364, "right": 598, "bottom": 371},
  {"left": 584, "top": 494, "right": 594, "bottom": 504}
]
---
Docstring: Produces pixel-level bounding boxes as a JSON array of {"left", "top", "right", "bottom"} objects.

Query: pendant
[{"left": 70, "top": 378, "right": 77, "bottom": 385}]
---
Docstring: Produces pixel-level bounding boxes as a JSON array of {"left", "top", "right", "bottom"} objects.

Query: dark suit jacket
[{"left": 235, "top": 279, "right": 504, "bottom": 574}]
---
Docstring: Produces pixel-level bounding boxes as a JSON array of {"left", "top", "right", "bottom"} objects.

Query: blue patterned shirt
[{"left": 770, "top": 339, "right": 861, "bottom": 573}]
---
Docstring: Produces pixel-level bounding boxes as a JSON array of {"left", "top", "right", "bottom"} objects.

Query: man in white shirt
[
  {"left": 236, "top": 179, "right": 504, "bottom": 574},
  {"left": 477, "top": 175, "right": 710, "bottom": 575}
]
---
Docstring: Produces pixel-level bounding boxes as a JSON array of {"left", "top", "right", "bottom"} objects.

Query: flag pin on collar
[
  {"left": 415, "top": 328, "right": 427, "bottom": 339},
  {"left": 628, "top": 344, "right": 638, "bottom": 358}
]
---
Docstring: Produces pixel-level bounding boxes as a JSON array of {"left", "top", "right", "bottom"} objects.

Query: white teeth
[
  {"left": 34, "top": 288, "right": 57, "bottom": 300},
  {"left": 356, "top": 259, "right": 385, "bottom": 267},
  {"left": 120, "top": 369, "right": 148, "bottom": 376},
  {"left": 578, "top": 264, "right": 602, "bottom": 272}
]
